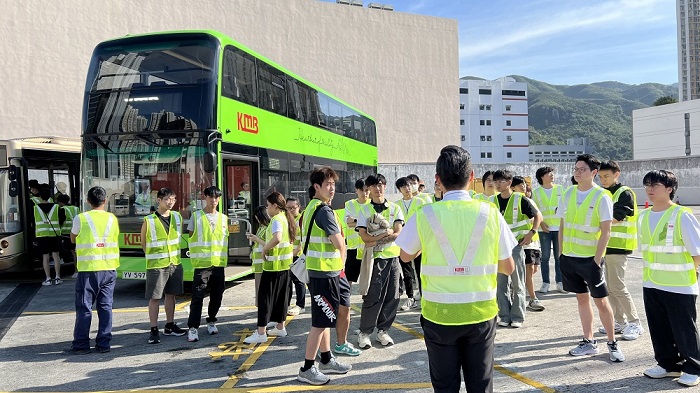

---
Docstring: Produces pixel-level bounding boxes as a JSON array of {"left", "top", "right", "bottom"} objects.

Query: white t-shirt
[
  {"left": 557, "top": 186, "right": 613, "bottom": 258},
  {"left": 270, "top": 219, "right": 283, "bottom": 235},
  {"left": 396, "top": 190, "right": 518, "bottom": 260},
  {"left": 640, "top": 209, "right": 700, "bottom": 295}
]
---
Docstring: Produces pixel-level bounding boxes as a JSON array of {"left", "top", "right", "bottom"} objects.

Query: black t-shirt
[
  {"left": 496, "top": 193, "right": 537, "bottom": 219},
  {"left": 155, "top": 211, "right": 171, "bottom": 234}
]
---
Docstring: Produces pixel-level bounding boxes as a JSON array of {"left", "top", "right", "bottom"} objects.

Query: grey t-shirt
[{"left": 307, "top": 203, "right": 341, "bottom": 278}]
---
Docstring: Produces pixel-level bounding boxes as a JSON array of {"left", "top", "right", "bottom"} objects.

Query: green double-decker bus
[{"left": 81, "top": 30, "right": 378, "bottom": 282}]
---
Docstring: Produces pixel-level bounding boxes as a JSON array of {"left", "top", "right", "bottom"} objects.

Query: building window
[
  {"left": 506, "top": 120, "right": 512, "bottom": 126},
  {"left": 502, "top": 89, "right": 526, "bottom": 96},
  {"left": 486, "top": 136, "right": 492, "bottom": 141},
  {"left": 461, "top": 135, "right": 466, "bottom": 141},
  {"left": 486, "top": 120, "right": 491, "bottom": 126},
  {"left": 460, "top": 103, "right": 465, "bottom": 110},
  {"left": 507, "top": 152, "right": 512, "bottom": 158},
  {"left": 505, "top": 105, "right": 511, "bottom": 111},
  {"left": 507, "top": 135, "right": 512, "bottom": 141},
  {"left": 460, "top": 119, "right": 465, "bottom": 125},
  {"left": 460, "top": 88, "right": 468, "bottom": 94},
  {"left": 480, "top": 152, "right": 486, "bottom": 158},
  {"left": 486, "top": 105, "right": 492, "bottom": 110},
  {"left": 486, "top": 152, "right": 492, "bottom": 158},
  {"left": 479, "top": 104, "right": 485, "bottom": 110},
  {"left": 479, "top": 89, "right": 492, "bottom": 95},
  {"left": 480, "top": 136, "right": 486, "bottom": 141}
]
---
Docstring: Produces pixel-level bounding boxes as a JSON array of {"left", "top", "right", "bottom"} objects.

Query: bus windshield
[
  {"left": 81, "top": 134, "right": 213, "bottom": 234},
  {"left": 0, "top": 169, "right": 21, "bottom": 234},
  {"left": 83, "top": 35, "right": 219, "bottom": 134}
]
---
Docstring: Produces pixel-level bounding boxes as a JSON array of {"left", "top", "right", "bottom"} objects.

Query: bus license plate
[{"left": 122, "top": 271, "right": 146, "bottom": 280}]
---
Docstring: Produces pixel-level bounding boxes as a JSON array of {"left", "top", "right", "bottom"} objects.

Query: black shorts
[
  {"left": 560, "top": 255, "right": 608, "bottom": 298},
  {"left": 308, "top": 276, "right": 340, "bottom": 328},
  {"left": 60, "top": 235, "right": 76, "bottom": 251},
  {"left": 339, "top": 274, "right": 351, "bottom": 307},
  {"left": 525, "top": 249, "right": 541, "bottom": 265},
  {"left": 344, "top": 249, "right": 361, "bottom": 283},
  {"left": 36, "top": 236, "right": 61, "bottom": 253}
]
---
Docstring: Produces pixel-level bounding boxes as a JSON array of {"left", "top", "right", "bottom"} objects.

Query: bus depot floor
[{"left": 2, "top": 246, "right": 700, "bottom": 392}]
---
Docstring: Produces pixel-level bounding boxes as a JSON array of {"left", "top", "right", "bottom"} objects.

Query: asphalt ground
[{"left": 1, "top": 207, "right": 700, "bottom": 393}]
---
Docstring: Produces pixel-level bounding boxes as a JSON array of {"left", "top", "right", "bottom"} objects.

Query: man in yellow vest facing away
[
  {"left": 396, "top": 145, "right": 516, "bottom": 392},
  {"left": 35, "top": 187, "right": 63, "bottom": 286},
  {"left": 638, "top": 170, "right": 700, "bottom": 387},
  {"left": 66, "top": 186, "right": 119, "bottom": 354},
  {"left": 297, "top": 167, "right": 352, "bottom": 385},
  {"left": 558, "top": 154, "right": 624, "bottom": 362},
  {"left": 140, "top": 188, "right": 186, "bottom": 344},
  {"left": 532, "top": 166, "right": 565, "bottom": 293},
  {"left": 186, "top": 186, "right": 229, "bottom": 343},
  {"left": 597, "top": 160, "right": 643, "bottom": 341},
  {"left": 57, "top": 194, "right": 80, "bottom": 279}
]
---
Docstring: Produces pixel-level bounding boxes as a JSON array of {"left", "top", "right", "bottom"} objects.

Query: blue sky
[{"left": 323, "top": 0, "right": 678, "bottom": 86}]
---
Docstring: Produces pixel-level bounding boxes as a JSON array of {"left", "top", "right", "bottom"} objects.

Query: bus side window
[{"left": 222, "top": 46, "right": 257, "bottom": 106}]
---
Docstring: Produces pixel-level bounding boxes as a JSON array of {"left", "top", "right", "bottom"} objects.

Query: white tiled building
[
  {"left": 460, "top": 77, "right": 529, "bottom": 163},
  {"left": 678, "top": 0, "right": 700, "bottom": 101}
]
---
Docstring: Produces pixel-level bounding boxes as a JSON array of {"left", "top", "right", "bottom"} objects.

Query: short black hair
[
  {"left": 435, "top": 145, "right": 472, "bottom": 190},
  {"left": 310, "top": 167, "right": 339, "bottom": 187},
  {"left": 354, "top": 179, "right": 365, "bottom": 190},
  {"left": 203, "top": 186, "right": 222, "bottom": 197},
  {"left": 511, "top": 176, "right": 526, "bottom": 188},
  {"left": 576, "top": 154, "right": 601, "bottom": 171},
  {"left": 643, "top": 170, "right": 678, "bottom": 200},
  {"left": 492, "top": 170, "right": 513, "bottom": 182},
  {"left": 599, "top": 160, "right": 621, "bottom": 173},
  {"left": 57, "top": 194, "right": 71, "bottom": 204},
  {"left": 157, "top": 188, "right": 175, "bottom": 200},
  {"left": 285, "top": 197, "right": 299, "bottom": 206},
  {"left": 87, "top": 186, "right": 107, "bottom": 207},
  {"left": 252, "top": 205, "right": 270, "bottom": 227},
  {"left": 535, "top": 166, "right": 554, "bottom": 185},
  {"left": 28, "top": 179, "right": 40, "bottom": 188},
  {"left": 481, "top": 171, "right": 493, "bottom": 187},
  {"left": 406, "top": 174, "right": 420, "bottom": 183},
  {"left": 241, "top": 182, "right": 249, "bottom": 187},
  {"left": 39, "top": 187, "right": 52, "bottom": 201},
  {"left": 395, "top": 177, "right": 409, "bottom": 190},
  {"left": 365, "top": 174, "right": 387, "bottom": 187},
  {"left": 308, "top": 186, "right": 315, "bottom": 199}
]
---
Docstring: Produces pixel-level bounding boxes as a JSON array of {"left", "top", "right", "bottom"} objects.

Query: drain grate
[{"left": 0, "top": 283, "right": 41, "bottom": 342}]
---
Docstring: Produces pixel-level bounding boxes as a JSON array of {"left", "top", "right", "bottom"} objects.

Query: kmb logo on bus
[
  {"left": 123, "top": 233, "right": 141, "bottom": 246},
  {"left": 237, "top": 112, "right": 259, "bottom": 134}
]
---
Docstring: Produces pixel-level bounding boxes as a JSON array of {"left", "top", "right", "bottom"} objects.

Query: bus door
[{"left": 222, "top": 156, "right": 258, "bottom": 263}]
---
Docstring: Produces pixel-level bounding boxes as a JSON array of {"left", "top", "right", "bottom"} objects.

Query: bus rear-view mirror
[
  {"left": 8, "top": 165, "right": 18, "bottom": 181},
  {"left": 8, "top": 180, "right": 19, "bottom": 198},
  {"left": 203, "top": 152, "right": 217, "bottom": 173}
]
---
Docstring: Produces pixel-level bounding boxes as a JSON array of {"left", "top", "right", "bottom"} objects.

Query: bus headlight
[{"left": 0, "top": 239, "right": 8, "bottom": 249}]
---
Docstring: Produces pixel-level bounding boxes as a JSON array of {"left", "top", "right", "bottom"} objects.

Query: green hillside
[{"left": 463, "top": 75, "right": 678, "bottom": 160}]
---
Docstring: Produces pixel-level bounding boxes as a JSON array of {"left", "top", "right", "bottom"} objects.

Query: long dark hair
[
  {"left": 266, "top": 192, "right": 296, "bottom": 242},
  {"left": 252, "top": 205, "right": 270, "bottom": 231}
]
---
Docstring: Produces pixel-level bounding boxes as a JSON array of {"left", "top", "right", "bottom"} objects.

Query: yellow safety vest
[
  {"left": 368, "top": 201, "right": 402, "bottom": 259},
  {"left": 144, "top": 212, "right": 182, "bottom": 269},
  {"left": 562, "top": 185, "right": 606, "bottom": 257},
  {"left": 398, "top": 196, "right": 426, "bottom": 221},
  {"left": 639, "top": 205, "right": 697, "bottom": 288},
  {"left": 75, "top": 211, "right": 120, "bottom": 272},
  {"left": 292, "top": 213, "right": 301, "bottom": 256},
  {"left": 345, "top": 199, "right": 369, "bottom": 250},
  {"left": 418, "top": 193, "right": 433, "bottom": 204},
  {"left": 250, "top": 225, "right": 267, "bottom": 273},
  {"left": 607, "top": 186, "right": 638, "bottom": 251},
  {"left": 60, "top": 205, "right": 80, "bottom": 235},
  {"left": 416, "top": 200, "right": 501, "bottom": 325},
  {"left": 189, "top": 210, "right": 228, "bottom": 268},
  {"left": 263, "top": 212, "right": 293, "bottom": 271},
  {"left": 34, "top": 204, "right": 60, "bottom": 238},
  {"left": 301, "top": 199, "right": 343, "bottom": 272},
  {"left": 354, "top": 202, "right": 373, "bottom": 260},
  {"left": 500, "top": 192, "right": 531, "bottom": 241},
  {"left": 533, "top": 184, "right": 562, "bottom": 229}
]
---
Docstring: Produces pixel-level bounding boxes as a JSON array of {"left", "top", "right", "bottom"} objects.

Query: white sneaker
[
  {"left": 207, "top": 322, "right": 218, "bottom": 335},
  {"left": 266, "top": 321, "right": 278, "bottom": 329},
  {"left": 644, "top": 365, "right": 681, "bottom": 379},
  {"left": 538, "top": 283, "right": 550, "bottom": 293},
  {"left": 621, "top": 322, "right": 644, "bottom": 341},
  {"left": 41, "top": 279, "right": 52, "bottom": 286},
  {"left": 678, "top": 372, "right": 700, "bottom": 387},
  {"left": 376, "top": 329, "right": 394, "bottom": 346},
  {"left": 607, "top": 340, "right": 625, "bottom": 362},
  {"left": 358, "top": 332, "right": 372, "bottom": 349},
  {"left": 599, "top": 321, "right": 624, "bottom": 335},
  {"left": 243, "top": 330, "right": 268, "bottom": 344},
  {"left": 497, "top": 320, "right": 510, "bottom": 327},
  {"left": 400, "top": 297, "right": 418, "bottom": 311},
  {"left": 287, "top": 305, "right": 302, "bottom": 316},
  {"left": 556, "top": 282, "right": 567, "bottom": 293},
  {"left": 510, "top": 321, "right": 523, "bottom": 328},
  {"left": 187, "top": 327, "right": 199, "bottom": 342},
  {"left": 267, "top": 327, "right": 287, "bottom": 337},
  {"left": 71, "top": 272, "right": 78, "bottom": 279}
]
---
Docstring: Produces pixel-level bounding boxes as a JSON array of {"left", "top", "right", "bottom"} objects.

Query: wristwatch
[{"left": 529, "top": 229, "right": 537, "bottom": 234}]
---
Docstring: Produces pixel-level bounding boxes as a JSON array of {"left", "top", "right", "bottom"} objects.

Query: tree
[{"left": 653, "top": 96, "right": 679, "bottom": 106}]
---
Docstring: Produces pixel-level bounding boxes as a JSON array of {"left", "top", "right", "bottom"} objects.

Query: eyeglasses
[
  {"left": 573, "top": 167, "right": 589, "bottom": 173},
  {"left": 644, "top": 183, "right": 666, "bottom": 190},
  {"left": 494, "top": 179, "right": 509, "bottom": 184},
  {"left": 369, "top": 183, "right": 386, "bottom": 188},
  {"left": 163, "top": 197, "right": 176, "bottom": 202}
]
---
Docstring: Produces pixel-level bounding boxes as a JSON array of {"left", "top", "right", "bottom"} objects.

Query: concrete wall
[
  {"left": 380, "top": 157, "right": 700, "bottom": 205},
  {"left": 0, "top": 0, "right": 458, "bottom": 164}
]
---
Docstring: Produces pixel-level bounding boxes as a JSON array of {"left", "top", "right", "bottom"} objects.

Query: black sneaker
[
  {"left": 164, "top": 323, "right": 186, "bottom": 336},
  {"left": 148, "top": 330, "right": 161, "bottom": 344},
  {"left": 95, "top": 346, "right": 110, "bottom": 353},
  {"left": 63, "top": 346, "right": 91, "bottom": 355}
]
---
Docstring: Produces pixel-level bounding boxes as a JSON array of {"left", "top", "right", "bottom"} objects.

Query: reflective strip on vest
[
  {"left": 189, "top": 211, "right": 228, "bottom": 268},
  {"left": 422, "top": 289, "right": 497, "bottom": 304},
  {"left": 144, "top": 213, "right": 182, "bottom": 267},
  {"left": 302, "top": 199, "right": 343, "bottom": 271},
  {"left": 503, "top": 193, "right": 531, "bottom": 240},
  {"left": 262, "top": 212, "right": 293, "bottom": 271},
  {"left": 644, "top": 261, "right": 696, "bottom": 271},
  {"left": 533, "top": 185, "right": 562, "bottom": 227},
  {"left": 608, "top": 186, "right": 638, "bottom": 251},
  {"left": 75, "top": 212, "right": 119, "bottom": 271},
  {"left": 34, "top": 205, "right": 60, "bottom": 237},
  {"left": 61, "top": 206, "right": 80, "bottom": 234},
  {"left": 562, "top": 186, "right": 605, "bottom": 257}
]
